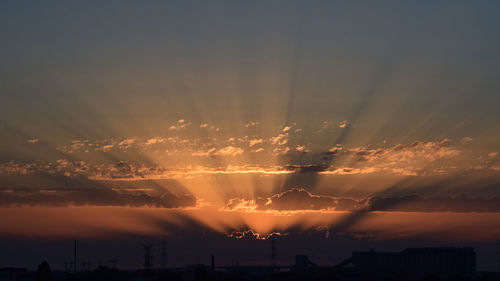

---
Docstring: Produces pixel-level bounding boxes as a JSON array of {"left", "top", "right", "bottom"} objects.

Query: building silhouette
[{"left": 348, "top": 247, "right": 476, "bottom": 277}]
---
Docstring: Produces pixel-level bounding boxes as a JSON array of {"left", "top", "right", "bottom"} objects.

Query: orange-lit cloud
[{"left": 223, "top": 188, "right": 500, "bottom": 214}]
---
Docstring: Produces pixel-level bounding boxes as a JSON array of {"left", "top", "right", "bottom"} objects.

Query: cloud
[
  {"left": 320, "top": 120, "right": 348, "bottom": 130},
  {"left": 225, "top": 198, "right": 259, "bottom": 212},
  {"left": 272, "top": 146, "right": 290, "bottom": 155},
  {"left": 462, "top": 137, "right": 475, "bottom": 144},
  {"left": 248, "top": 139, "right": 264, "bottom": 147},
  {"left": 348, "top": 139, "right": 459, "bottom": 163},
  {"left": 228, "top": 230, "right": 286, "bottom": 240},
  {"left": 250, "top": 147, "right": 265, "bottom": 153},
  {"left": 321, "top": 120, "right": 335, "bottom": 129},
  {"left": 3, "top": 136, "right": 487, "bottom": 182},
  {"left": 244, "top": 121, "right": 259, "bottom": 128},
  {"left": 118, "top": 138, "right": 135, "bottom": 150},
  {"left": 191, "top": 147, "right": 217, "bottom": 157},
  {"left": 225, "top": 188, "right": 356, "bottom": 212},
  {"left": 215, "top": 146, "right": 244, "bottom": 156},
  {"left": 169, "top": 119, "right": 190, "bottom": 130},
  {"left": 0, "top": 161, "right": 297, "bottom": 180},
  {"left": 319, "top": 167, "right": 381, "bottom": 175},
  {"left": 53, "top": 131, "right": 464, "bottom": 179},
  {"left": 363, "top": 194, "right": 500, "bottom": 213},
  {"left": 269, "top": 133, "right": 288, "bottom": 146},
  {"left": 199, "top": 123, "right": 219, "bottom": 131},
  {"left": 0, "top": 162, "right": 42, "bottom": 175},
  {"left": 144, "top": 137, "right": 166, "bottom": 146},
  {"left": 318, "top": 139, "right": 462, "bottom": 176},
  {"left": 225, "top": 188, "right": 500, "bottom": 213},
  {"left": 0, "top": 160, "right": 167, "bottom": 180},
  {"left": 101, "top": 144, "right": 114, "bottom": 151},
  {"left": 263, "top": 188, "right": 351, "bottom": 211},
  {"left": 92, "top": 161, "right": 166, "bottom": 180},
  {"left": 27, "top": 138, "right": 39, "bottom": 144},
  {"left": 0, "top": 187, "right": 197, "bottom": 208},
  {"left": 285, "top": 164, "right": 328, "bottom": 173},
  {"left": 295, "top": 145, "right": 309, "bottom": 153}
]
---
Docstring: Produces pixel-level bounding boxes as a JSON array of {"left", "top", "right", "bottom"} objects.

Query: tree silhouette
[{"left": 35, "top": 261, "right": 52, "bottom": 281}]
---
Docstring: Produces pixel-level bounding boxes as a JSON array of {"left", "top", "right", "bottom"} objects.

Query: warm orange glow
[{"left": 2, "top": 206, "right": 500, "bottom": 242}]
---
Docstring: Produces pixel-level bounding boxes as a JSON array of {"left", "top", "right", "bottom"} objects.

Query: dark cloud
[
  {"left": 364, "top": 194, "right": 500, "bottom": 213},
  {"left": 285, "top": 164, "right": 329, "bottom": 173},
  {"left": 0, "top": 160, "right": 167, "bottom": 180},
  {"left": 0, "top": 187, "right": 196, "bottom": 208},
  {"left": 226, "top": 188, "right": 500, "bottom": 213}
]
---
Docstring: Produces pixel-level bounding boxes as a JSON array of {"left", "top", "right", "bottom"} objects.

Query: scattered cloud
[
  {"left": 462, "top": 137, "right": 475, "bottom": 144},
  {"left": 320, "top": 120, "right": 349, "bottom": 130},
  {"left": 270, "top": 133, "right": 288, "bottom": 146},
  {"left": 144, "top": 137, "right": 166, "bottom": 146},
  {"left": 248, "top": 138, "right": 264, "bottom": 147},
  {"left": 244, "top": 121, "right": 259, "bottom": 128},
  {"left": 295, "top": 145, "right": 310, "bottom": 153},
  {"left": 319, "top": 167, "right": 382, "bottom": 175},
  {"left": 272, "top": 146, "right": 290, "bottom": 155},
  {"left": 319, "top": 139, "right": 461, "bottom": 176},
  {"left": 215, "top": 146, "right": 244, "bottom": 156},
  {"left": 169, "top": 119, "right": 190, "bottom": 130},
  {"left": 347, "top": 139, "right": 459, "bottom": 162}
]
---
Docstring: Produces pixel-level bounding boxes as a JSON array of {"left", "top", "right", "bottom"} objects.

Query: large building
[{"left": 350, "top": 247, "right": 476, "bottom": 277}]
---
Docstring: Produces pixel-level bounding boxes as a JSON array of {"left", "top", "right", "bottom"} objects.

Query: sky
[{"left": 1, "top": 1, "right": 500, "bottom": 271}]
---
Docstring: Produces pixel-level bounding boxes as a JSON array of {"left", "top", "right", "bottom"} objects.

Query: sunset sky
[{"left": 1, "top": 1, "right": 500, "bottom": 271}]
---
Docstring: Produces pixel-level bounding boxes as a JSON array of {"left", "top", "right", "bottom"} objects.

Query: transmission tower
[{"left": 142, "top": 244, "right": 153, "bottom": 270}]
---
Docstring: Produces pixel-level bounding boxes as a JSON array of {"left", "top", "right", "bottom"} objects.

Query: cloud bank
[{"left": 225, "top": 188, "right": 500, "bottom": 213}]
